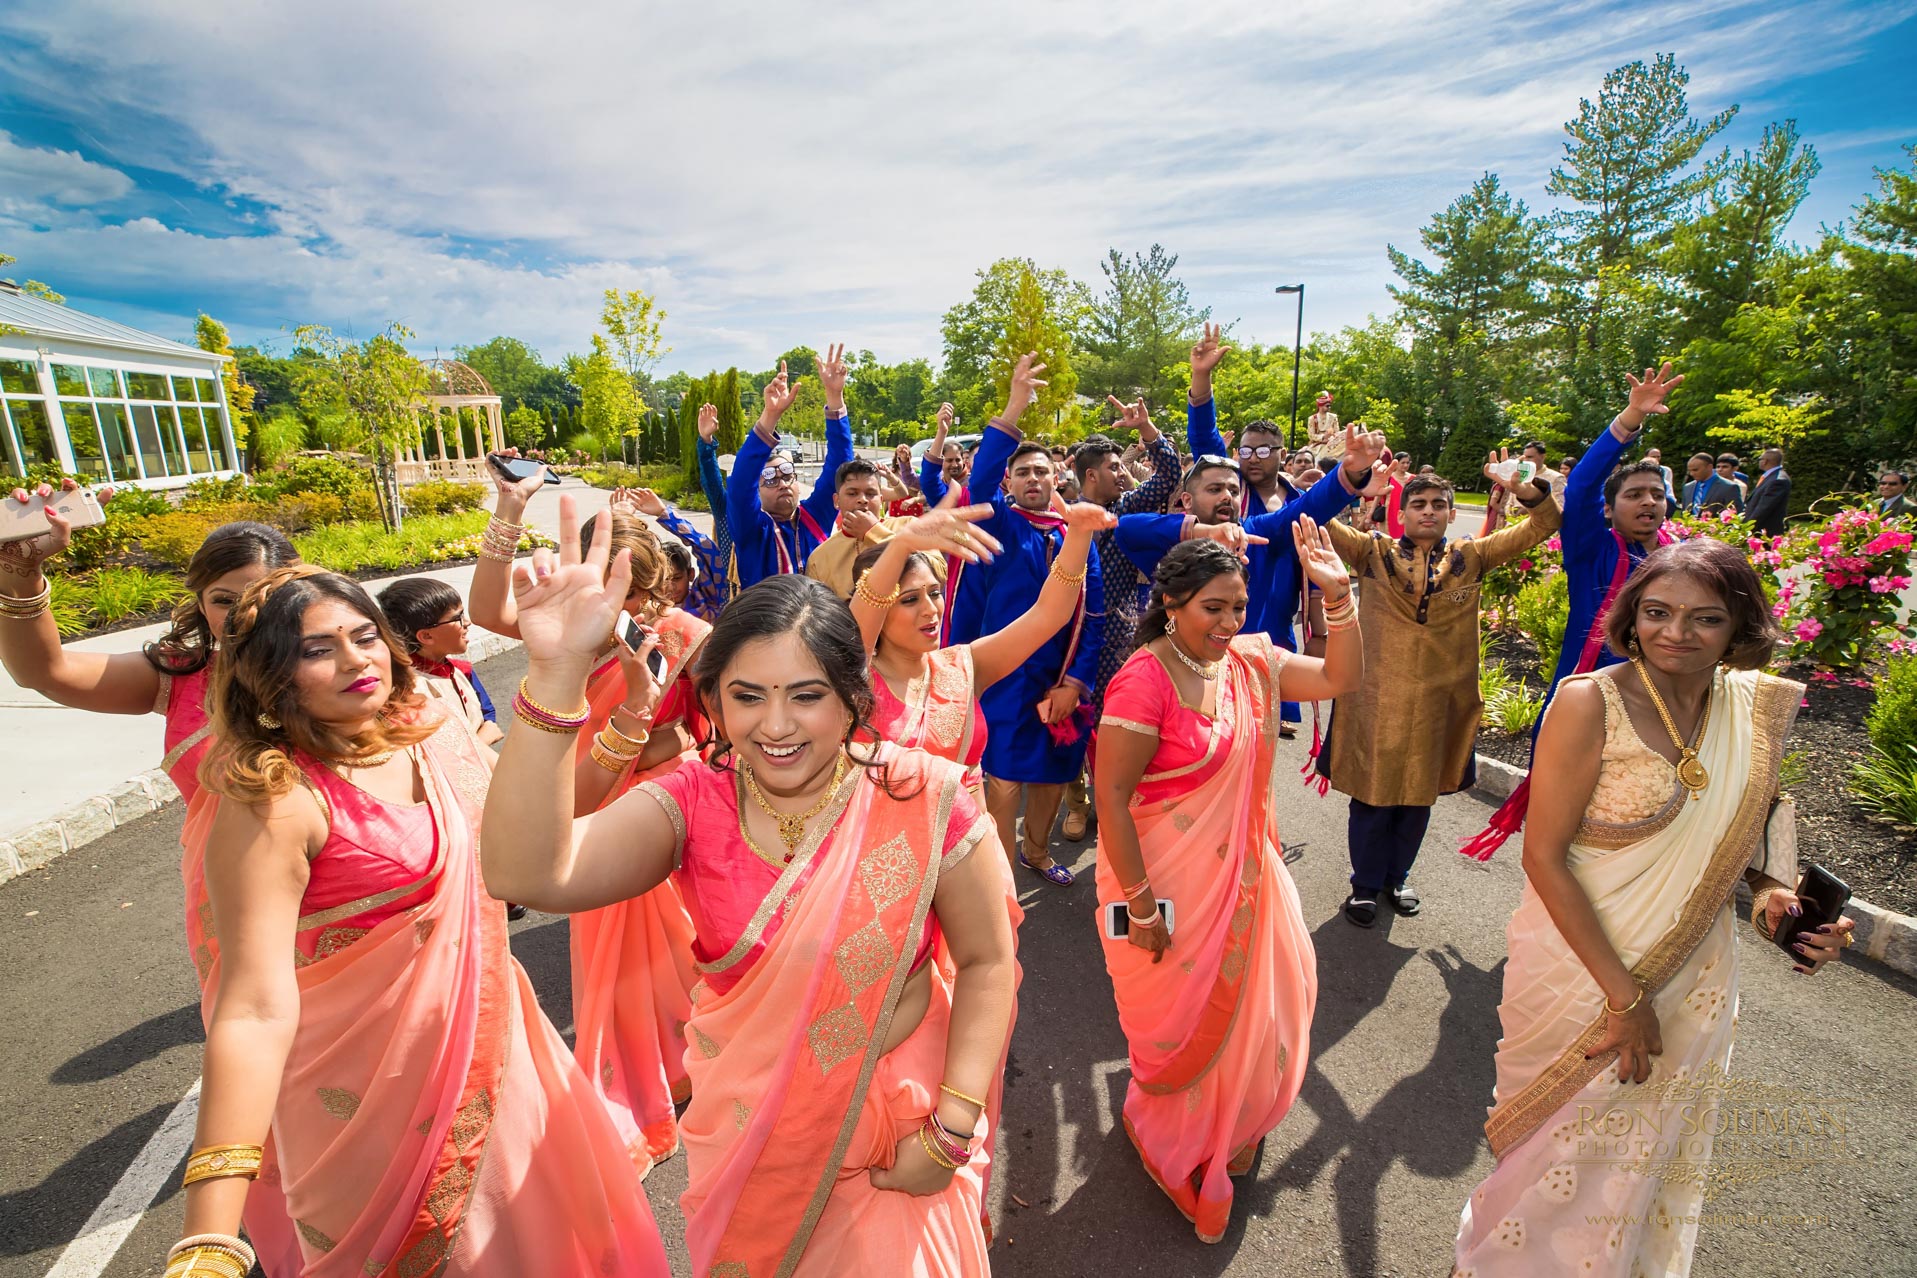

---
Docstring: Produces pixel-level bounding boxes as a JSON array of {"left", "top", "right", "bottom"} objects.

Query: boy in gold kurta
[{"left": 1315, "top": 465, "right": 1560, "bottom": 927}]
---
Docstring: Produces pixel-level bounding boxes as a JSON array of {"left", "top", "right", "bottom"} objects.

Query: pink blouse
[
  {"left": 641, "top": 760, "right": 982, "bottom": 994},
  {"left": 1099, "top": 648, "right": 1242, "bottom": 801},
  {"left": 290, "top": 749, "right": 439, "bottom": 964},
  {"left": 156, "top": 665, "right": 214, "bottom": 802},
  {"left": 869, "top": 644, "right": 986, "bottom": 786}
]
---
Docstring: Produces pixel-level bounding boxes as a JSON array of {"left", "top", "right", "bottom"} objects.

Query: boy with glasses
[{"left": 377, "top": 576, "right": 501, "bottom": 746}]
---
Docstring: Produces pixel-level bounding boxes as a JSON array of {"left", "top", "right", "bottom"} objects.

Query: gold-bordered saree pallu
[
  {"left": 571, "top": 609, "right": 711, "bottom": 1172},
  {"left": 1453, "top": 668, "right": 1800, "bottom": 1278},
  {"left": 677, "top": 751, "right": 1002, "bottom": 1278},
  {"left": 1096, "top": 635, "right": 1317, "bottom": 1245},
  {"left": 237, "top": 717, "right": 667, "bottom": 1277}
]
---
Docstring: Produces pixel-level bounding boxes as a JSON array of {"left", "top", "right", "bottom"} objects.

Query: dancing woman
[
  {"left": 481, "top": 499, "right": 1018, "bottom": 1277},
  {"left": 849, "top": 494, "right": 1114, "bottom": 796},
  {"left": 1093, "top": 522, "right": 1361, "bottom": 1243},
  {"left": 1452, "top": 540, "right": 1850, "bottom": 1278},
  {"left": 170, "top": 566, "right": 665, "bottom": 1277}
]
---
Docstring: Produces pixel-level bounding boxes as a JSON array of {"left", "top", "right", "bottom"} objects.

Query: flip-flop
[
  {"left": 1343, "top": 892, "right": 1378, "bottom": 928},
  {"left": 1018, "top": 850, "right": 1076, "bottom": 886},
  {"left": 1389, "top": 885, "right": 1422, "bottom": 916}
]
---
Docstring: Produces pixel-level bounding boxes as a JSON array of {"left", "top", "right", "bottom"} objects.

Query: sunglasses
[
  {"left": 1182, "top": 455, "right": 1242, "bottom": 484},
  {"left": 759, "top": 462, "right": 797, "bottom": 486},
  {"left": 1237, "top": 445, "right": 1277, "bottom": 460}
]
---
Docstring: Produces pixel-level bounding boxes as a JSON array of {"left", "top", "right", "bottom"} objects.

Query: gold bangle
[
  {"left": 938, "top": 1082, "right": 987, "bottom": 1110},
  {"left": 590, "top": 737, "right": 635, "bottom": 774},
  {"left": 1050, "top": 560, "right": 1088, "bottom": 586},
  {"left": 603, "top": 719, "right": 651, "bottom": 750},
  {"left": 181, "top": 1143, "right": 263, "bottom": 1186},
  {"left": 854, "top": 574, "right": 901, "bottom": 610},
  {"left": 0, "top": 580, "right": 52, "bottom": 619},
  {"left": 167, "top": 1233, "right": 257, "bottom": 1265},
  {"left": 1603, "top": 985, "right": 1644, "bottom": 1016},
  {"left": 917, "top": 1123, "right": 961, "bottom": 1171},
  {"left": 1751, "top": 890, "right": 1780, "bottom": 940},
  {"left": 516, "top": 677, "right": 589, "bottom": 722},
  {"left": 511, "top": 702, "right": 582, "bottom": 734},
  {"left": 163, "top": 1248, "right": 252, "bottom": 1278}
]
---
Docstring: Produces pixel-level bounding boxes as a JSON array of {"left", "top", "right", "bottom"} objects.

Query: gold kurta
[
  {"left": 804, "top": 514, "right": 919, "bottom": 599},
  {"left": 1321, "top": 498, "right": 1561, "bottom": 807}
]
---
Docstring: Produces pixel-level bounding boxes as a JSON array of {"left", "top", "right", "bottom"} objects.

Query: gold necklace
[
  {"left": 1163, "top": 629, "right": 1220, "bottom": 680},
  {"left": 742, "top": 752, "right": 850, "bottom": 855},
  {"left": 338, "top": 745, "right": 401, "bottom": 770},
  {"left": 1632, "top": 660, "right": 1712, "bottom": 799}
]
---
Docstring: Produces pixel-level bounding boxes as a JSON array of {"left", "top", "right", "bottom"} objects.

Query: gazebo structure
[{"left": 394, "top": 358, "right": 504, "bottom": 484}]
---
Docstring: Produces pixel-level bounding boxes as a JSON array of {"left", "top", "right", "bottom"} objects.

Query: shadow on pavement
[
  {"left": 49, "top": 1004, "right": 203, "bottom": 1086},
  {"left": 0, "top": 1102, "right": 185, "bottom": 1258}
]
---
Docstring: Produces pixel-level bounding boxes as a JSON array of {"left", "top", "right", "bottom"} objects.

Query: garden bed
[{"left": 1472, "top": 635, "right": 1917, "bottom": 915}]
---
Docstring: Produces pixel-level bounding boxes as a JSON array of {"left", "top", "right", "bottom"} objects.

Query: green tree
[
  {"left": 1839, "top": 144, "right": 1917, "bottom": 465},
  {"left": 601, "top": 288, "right": 669, "bottom": 462},
  {"left": 577, "top": 334, "right": 641, "bottom": 460},
  {"left": 717, "top": 368, "right": 745, "bottom": 454},
  {"left": 0, "top": 249, "right": 63, "bottom": 306},
  {"left": 992, "top": 263, "right": 1080, "bottom": 434},
  {"left": 194, "top": 313, "right": 255, "bottom": 461},
  {"left": 291, "top": 323, "right": 431, "bottom": 530},
  {"left": 454, "top": 336, "right": 548, "bottom": 413},
  {"left": 505, "top": 405, "right": 547, "bottom": 451},
  {"left": 1081, "top": 244, "right": 1209, "bottom": 409},
  {"left": 939, "top": 258, "right": 1092, "bottom": 425}
]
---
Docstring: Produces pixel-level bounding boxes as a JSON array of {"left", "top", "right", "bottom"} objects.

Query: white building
[{"left": 0, "top": 280, "right": 240, "bottom": 488}]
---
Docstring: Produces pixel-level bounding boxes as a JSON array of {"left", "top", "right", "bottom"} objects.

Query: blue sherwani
[
  {"left": 725, "top": 411, "right": 854, "bottom": 587},
  {"left": 1547, "top": 421, "right": 1657, "bottom": 701},
  {"left": 946, "top": 421, "right": 1107, "bottom": 785}
]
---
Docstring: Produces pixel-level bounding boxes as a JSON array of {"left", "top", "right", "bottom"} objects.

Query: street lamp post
[{"left": 1275, "top": 284, "right": 1304, "bottom": 450}]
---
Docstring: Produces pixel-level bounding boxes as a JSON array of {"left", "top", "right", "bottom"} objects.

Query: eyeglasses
[
  {"left": 432, "top": 611, "right": 468, "bottom": 628},
  {"left": 1237, "top": 445, "right": 1277, "bottom": 460},
  {"left": 759, "top": 462, "right": 797, "bottom": 486}
]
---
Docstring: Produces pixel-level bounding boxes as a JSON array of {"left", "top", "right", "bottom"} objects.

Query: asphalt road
[{"left": 2, "top": 643, "right": 1912, "bottom": 1277}]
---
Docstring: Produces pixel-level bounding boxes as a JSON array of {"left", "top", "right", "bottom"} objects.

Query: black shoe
[
  {"left": 1389, "top": 885, "right": 1421, "bottom": 916},
  {"left": 1342, "top": 892, "right": 1378, "bottom": 928},
  {"left": 506, "top": 903, "right": 529, "bottom": 921}
]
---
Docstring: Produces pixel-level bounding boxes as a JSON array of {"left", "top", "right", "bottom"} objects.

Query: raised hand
[
  {"left": 1050, "top": 492, "right": 1118, "bottom": 536},
  {"left": 625, "top": 486, "right": 669, "bottom": 518},
  {"left": 1004, "top": 353, "right": 1048, "bottom": 423},
  {"left": 1291, "top": 515, "right": 1351, "bottom": 595},
  {"left": 1357, "top": 451, "right": 1395, "bottom": 500},
  {"left": 509, "top": 494, "right": 633, "bottom": 672},
  {"left": 1483, "top": 448, "right": 1544, "bottom": 503},
  {"left": 612, "top": 622, "right": 665, "bottom": 721},
  {"left": 1624, "top": 362, "right": 1684, "bottom": 422},
  {"left": 816, "top": 344, "right": 849, "bottom": 411},
  {"left": 1220, "top": 428, "right": 1235, "bottom": 453},
  {"left": 758, "top": 366, "right": 794, "bottom": 431},
  {"left": 1191, "top": 521, "right": 1270, "bottom": 561},
  {"left": 840, "top": 509, "right": 879, "bottom": 541},
  {"left": 1189, "top": 322, "right": 1230, "bottom": 379},
  {"left": 892, "top": 493, "right": 1003, "bottom": 563},
  {"left": 487, "top": 447, "right": 547, "bottom": 519},
  {"left": 1340, "top": 425, "right": 1389, "bottom": 490},
  {"left": 697, "top": 402, "right": 720, "bottom": 444},
  {"left": 0, "top": 479, "right": 82, "bottom": 582},
  {"left": 1105, "top": 395, "right": 1159, "bottom": 443}
]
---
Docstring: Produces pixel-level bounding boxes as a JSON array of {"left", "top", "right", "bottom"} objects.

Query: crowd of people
[{"left": 0, "top": 330, "right": 1870, "bottom": 1276}]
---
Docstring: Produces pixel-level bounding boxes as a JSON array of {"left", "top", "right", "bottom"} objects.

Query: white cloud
[
  {"left": 0, "top": 130, "right": 134, "bottom": 219},
  {"left": 0, "top": 0, "right": 1908, "bottom": 370}
]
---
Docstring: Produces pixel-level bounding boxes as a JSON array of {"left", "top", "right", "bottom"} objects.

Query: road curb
[
  {"left": 1468, "top": 751, "right": 1917, "bottom": 981},
  {"left": 0, "top": 631, "right": 522, "bottom": 891}
]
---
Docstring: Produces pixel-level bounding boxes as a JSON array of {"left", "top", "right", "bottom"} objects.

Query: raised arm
[
  {"left": 480, "top": 497, "right": 679, "bottom": 911},
  {"left": 920, "top": 404, "right": 954, "bottom": 506},
  {"left": 694, "top": 404, "right": 731, "bottom": 541},
  {"left": 180, "top": 787, "right": 320, "bottom": 1247},
  {"left": 467, "top": 456, "right": 550, "bottom": 640},
  {"left": 1270, "top": 517, "right": 1362, "bottom": 703},
  {"left": 1563, "top": 364, "right": 1684, "bottom": 556},
  {"left": 0, "top": 481, "right": 164, "bottom": 713},
  {"left": 849, "top": 499, "right": 1003, "bottom": 651},
  {"left": 1114, "top": 511, "right": 1187, "bottom": 579},
  {"left": 973, "top": 499, "right": 1116, "bottom": 690},
  {"left": 804, "top": 345, "right": 856, "bottom": 527},
  {"left": 728, "top": 383, "right": 784, "bottom": 559},
  {"left": 1110, "top": 399, "right": 1181, "bottom": 516},
  {"left": 966, "top": 353, "right": 1047, "bottom": 522},
  {"left": 1185, "top": 322, "right": 1230, "bottom": 456},
  {"left": 1469, "top": 453, "right": 1566, "bottom": 571}
]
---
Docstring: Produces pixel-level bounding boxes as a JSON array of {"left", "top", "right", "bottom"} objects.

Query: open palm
[
  {"left": 1292, "top": 515, "right": 1351, "bottom": 593},
  {"left": 510, "top": 495, "right": 632, "bottom": 667}
]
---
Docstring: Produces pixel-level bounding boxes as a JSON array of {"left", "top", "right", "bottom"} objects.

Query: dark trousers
[{"left": 1347, "top": 798, "right": 1433, "bottom": 893}]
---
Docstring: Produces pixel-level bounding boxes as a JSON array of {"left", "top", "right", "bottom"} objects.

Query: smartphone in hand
[{"left": 487, "top": 454, "right": 559, "bottom": 486}]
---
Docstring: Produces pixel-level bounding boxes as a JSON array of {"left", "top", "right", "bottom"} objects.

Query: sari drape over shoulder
[
  {"left": 1094, "top": 635, "right": 1318, "bottom": 1243},
  {"left": 870, "top": 644, "right": 986, "bottom": 791},
  {"left": 1453, "top": 667, "right": 1800, "bottom": 1278},
  {"left": 570, "top": 609, "right": 710, "bottom": 1170},
  {"left": 200, "top": 711, "right": 668, "bottom": 1277},
  {"left": 639, "top": 748, "right": 1013, "bottom": 1278}
]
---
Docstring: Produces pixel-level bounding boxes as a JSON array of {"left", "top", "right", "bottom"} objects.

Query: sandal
[
  {"left": 1389, "top": 884, "right": 1422, "bottom": 916},
  {"left": 1342, "top": 892, "right": 1378, "bottom": 929},
  {"left": 1018, "top": 849, "right": 1076, "bottom": 886}
]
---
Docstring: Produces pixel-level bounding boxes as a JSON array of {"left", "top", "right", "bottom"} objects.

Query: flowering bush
[
  {"left": 1666, "top": 505, "right": 1757, "bottom": 548},
  {"left": 1772, "top": 506, "right": 1915, "bottom": 668},
  {"left": 1482, "top": 528, "right": 1562, "bottom": 634}
]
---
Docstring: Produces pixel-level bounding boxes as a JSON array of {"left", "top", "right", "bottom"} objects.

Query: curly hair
[
  {"left": 1135, "top": 540, "right": 1247, "bottom": 654},
  {"left": 1602, "top": 539, "right": 1782, "bottom": 670},
  {"left": 144, "top": 522, "right": 299, "bottom": 674},
  {"left": 580, "top": 510, "right": 668, "bottom": 609},
  {"left": 201, "top": 566, "right": 437, "bottom": 803}
]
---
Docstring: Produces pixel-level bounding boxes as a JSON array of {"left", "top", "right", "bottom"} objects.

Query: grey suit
[
  {"left": 1745, "top": 469, "right": 1791, "bottom": 535},
  {"left": 1681, "top": 475, "right": 1744, "bottom": 517}
]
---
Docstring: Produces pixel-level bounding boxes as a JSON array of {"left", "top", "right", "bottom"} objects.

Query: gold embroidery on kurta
[
  {"left": 733, "top": 1100, "right": 751, "bottom": 1131},
  {"left": 807, "top": 1003, "right": 866, "bottom": 1074},
  {"left": 834, "top": 920, "right": 894, "bottom": 995},
  {"left": 860, "top": 834, "right": 916, "bottom": 911},
  {"left": 296, "top": 1219, "right": 337, "bottom": 1252},
  {"left": 690, "top": 1025, "right": 721, "bottom": 1059}
]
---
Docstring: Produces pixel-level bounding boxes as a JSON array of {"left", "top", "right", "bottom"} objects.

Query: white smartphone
[
  {"left": 1104, "top": 899, "right": 1176, "bottom": 939},
  {"left": 0, "top": 487, "right": 107, "bottom": 543}
]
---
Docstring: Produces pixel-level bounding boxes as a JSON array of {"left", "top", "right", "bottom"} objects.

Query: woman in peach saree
[
  {"left": 569, "top": 597, "right": 710, "bottom": 1169},
  {"left": 1092, "top": 527, "right": 1361, "bottom": 1243},
  {"left": 172, "top": 567, "right": 666, "bottom": 1277},
  {"left": 481, "top": 502, "right": 1018, "bottom": 1278},
  {"left": 1452, "top": 542, "right": 1852, "bottom": 1278}
]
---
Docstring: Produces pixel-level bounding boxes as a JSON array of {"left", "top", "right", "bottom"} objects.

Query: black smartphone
[
  {"left": 1773, "top": 863, "right": 1852, "bottom": 961},
  {"left": 615, "top": 612, "right": 669, "bottom": 681},
  {"left": 487, "top": 453, "right": 559, "bottom": 485}
]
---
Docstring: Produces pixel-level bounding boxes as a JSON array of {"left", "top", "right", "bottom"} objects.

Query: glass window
[
  {"left": 0, "top": 410, "right": 20, "bottom": 477},
  {"left": 131, "top": 404, "right": 174, "bottom": 477},
  {"left": 164, "top": 406, "right": 195, "bottom": 475},
  {"left": 0, "top": 359, "right": 38, "bottom": 394},
  {"left": 170, "top": 375, "right": 205, "bottom": 403},
  {"left": 179, "top": 407, "right": 211, "bottom": 473},
  {"left": 60, "top": 402, "right": 109, "bottom": 478},
  {"left": 97, "top": 403, "right": 138, "bottom": 479},
  {"left": 53, "top": 364, "right": 90, "bottom": 397},
  {"left": 6, "top": 399, "right": 55, "bottom": 469},
  {"left": 125, "top": 371, "right": 169, "bottom": 400},
  {"left": 87, "top": 367, "right": 120, "bottom": 398}
]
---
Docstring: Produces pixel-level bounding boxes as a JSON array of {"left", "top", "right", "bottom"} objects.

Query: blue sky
[{"left": 0, "top": 0, "right": 1911, "bottom": 377}]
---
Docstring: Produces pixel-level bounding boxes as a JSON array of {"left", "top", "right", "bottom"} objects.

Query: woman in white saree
[{"left": 1453, "top": 540, "right": 1855, "bottom": 1278}]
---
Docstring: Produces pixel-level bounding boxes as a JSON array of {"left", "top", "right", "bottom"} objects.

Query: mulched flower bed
[{"left": 1473, "top": 635, "right": 1917, "bottom": 915}]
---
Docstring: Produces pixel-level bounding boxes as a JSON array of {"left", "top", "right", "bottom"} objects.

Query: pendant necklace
[
  {"left": 742, "top": 752, "right": 850, "bottom": 857},
  {"left": 1164, "top": 626, "right": 1221, "bottom": 680},
  {"left": 1632, "top": 660, "right": 1712, "bottom": 798}
]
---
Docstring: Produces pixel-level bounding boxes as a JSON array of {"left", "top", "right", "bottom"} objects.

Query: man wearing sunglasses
[{"left": 725, "top": 346, "right": 857, "bottom": 587}]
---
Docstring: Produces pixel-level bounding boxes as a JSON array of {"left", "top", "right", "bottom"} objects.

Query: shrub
[
  {"left": 84, "top": 567, "right": 187, "bottom": 623},
  {"left": 402, "top": 480, "right": 486, "bottom": 516},
  {"left": 1865, "top": 655, "right": 1917, "bottom": 761},
  {"left": 1513, "top": 570, "right": 1570, "bottom": 664},
  {"left": 250, "top": 408, "right": 308, "bottom": 471},
  {"left": 264, "top": 454, "right": 374, "bottom": 503},
  {"left": 182, "top": 475, "right": 253, "bottom": 508},
  {"left": 1850, "top": 744, "right": 1917, "bottom": 827},
  {"left": 130, "top": 510, "right": 227, "bottom": 567},
  {"left": 577, "top": 463, "right": 644, "bottom": 490},
  {"left": 1485, "top": 685, "right": 1544, "bottom": 735},
  {"left": 271, "top": 493, "right": 347, "bottom": 531},
  {"left": 294, "top": 510, "right": 496, "bottom": 574},
  {"left": 46, "top": 576, "right": 88, "bottom": 637},
  {"left": 1771, "top": 505, "right": 1914, "bottom": 668}
]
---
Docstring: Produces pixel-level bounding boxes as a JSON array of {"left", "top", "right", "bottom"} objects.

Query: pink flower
[
  {"left": 1545, "top": 536, "right": 1561, "bottom": 553},
  {"left": 1517, "top": 559, "right": 1534, "bottom": 573},
  {"left": 1824, "top": 570, "right": 1850, "bottom": 587},
  {"left": 1811, "top": 669, "right": 1839, "bottom": 683},
  {"left": 1772, "top": 601, "right": 1790, "bottom": 619},
  {"left": 1818, "top": 530, "right": 1841, "bottom": 552},
  {"left": 1794, "top": 618, "right": 1824, "bottom": 641},
  {"left": 1871, "top": 576, "right": 1897, "bottom": 593}
]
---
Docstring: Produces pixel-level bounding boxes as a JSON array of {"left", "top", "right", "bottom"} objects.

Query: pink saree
[
  {"left": 1094, "top": 636, "right": 1317, "bottom": 1243},
  {"left": 200, "top": 711, "right": 668, "bottom": 1276},
  {"left": 639, "top": 748, "right": 1011, "bottom": 1277},
  {"left": 570, "top": 609, "right": 710, "bottom": 1170},
  {"left": 869, "top": 645, "right": 987, "bottom": 791}
]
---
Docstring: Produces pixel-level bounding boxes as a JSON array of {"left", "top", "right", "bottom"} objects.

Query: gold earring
[
  {"left": 1626, "top": 636, "right": 1642, "bottom": 658},
  {"left": 257, "top": 710, "right": 281, "bottom": 730}
]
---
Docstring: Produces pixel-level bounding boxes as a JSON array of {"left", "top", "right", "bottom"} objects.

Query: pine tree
[
  {"left": 718, "top": 368, "right": 745, "bottom": 454},
  {"left": 992, "top": 265, "right": 1079, "bottom": 434}
]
